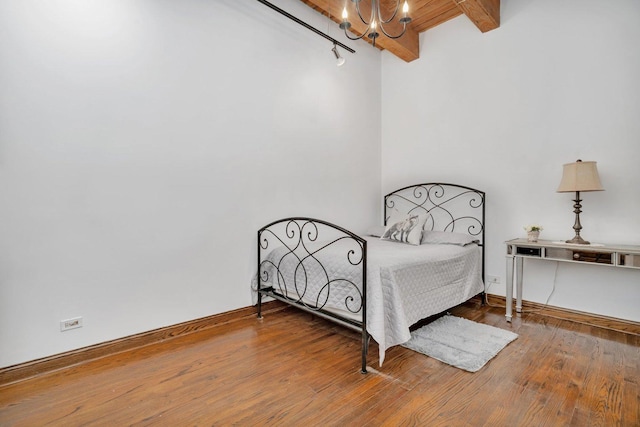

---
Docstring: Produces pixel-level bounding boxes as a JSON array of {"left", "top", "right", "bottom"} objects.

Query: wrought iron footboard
[{"left": 256, "top": 217, "right": 368, "bottom": 373}]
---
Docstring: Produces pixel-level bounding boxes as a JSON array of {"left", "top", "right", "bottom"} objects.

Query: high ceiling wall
[
  {"left": 381, "top": 0, "right": 640, "bottom": 320},
  {"left": 0, "top": 0, "right": 382, "bottom": 367}
]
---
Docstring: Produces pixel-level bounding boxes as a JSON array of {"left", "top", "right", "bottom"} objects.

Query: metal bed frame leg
[
  {"left": 361, "top": 249, "right": 368, "bottom": 374},
  {"left": 361, "top": 331, "right": 369, "bottom": 374},
  {"left": 257, "top": 229, "right": 263, "bottom": 319}
]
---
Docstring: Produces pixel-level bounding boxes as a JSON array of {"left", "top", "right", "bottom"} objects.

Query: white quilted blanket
[
  {"left": 256, "top": 235, "right": 484, "bottom": 366},
  {"left": 364, "top": 237, "right": 484, "bottom": 365}
]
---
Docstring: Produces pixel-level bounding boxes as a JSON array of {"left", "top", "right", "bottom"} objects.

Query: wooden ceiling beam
[
  {"left": 452, "top": 0, "right": 500, "bottom": 32},
  {"left": 299, "top": 0, "right": 420, "bottom": 62}
]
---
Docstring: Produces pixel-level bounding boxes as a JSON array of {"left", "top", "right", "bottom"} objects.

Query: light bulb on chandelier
[{"left": 339, "top": 0, "right": 412, "bottom": 47}]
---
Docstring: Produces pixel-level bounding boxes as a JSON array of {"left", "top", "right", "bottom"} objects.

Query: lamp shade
[{"left": 557, "top": 160, "right": 604, "bottom": 193}]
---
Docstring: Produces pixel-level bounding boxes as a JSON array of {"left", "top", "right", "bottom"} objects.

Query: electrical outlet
[
  {"left": 487, "top": 275, "right": 500, "bottom": 284},
  {"left": 60, "top": 317, "right": 83, "bottom": 332}
]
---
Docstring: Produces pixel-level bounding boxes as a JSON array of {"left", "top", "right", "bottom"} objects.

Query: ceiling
[{"left": 298, "top": 0, "right": 500, "bottom": 62}]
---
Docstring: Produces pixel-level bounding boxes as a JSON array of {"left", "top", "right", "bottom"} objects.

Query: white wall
[
  {"left": 0, "top": 0, "right": 381, "bottom": 367},
  {"left": 3, "top": 0, "right": 637, "bottom": 369},
  {"left": 381, "top": 0, "right": 640, "bottom": 320}
]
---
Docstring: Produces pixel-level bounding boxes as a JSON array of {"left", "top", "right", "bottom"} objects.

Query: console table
[{"left": 505, "top": 238, "right": 640, "bottom": 322}]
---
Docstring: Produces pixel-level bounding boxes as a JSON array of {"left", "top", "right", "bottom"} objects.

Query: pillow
[
  {"left": 366, "top": 225, "right": 386, "bottom": 237},
  {"left": 381, "top": 213, "right": 427, "bottom": 245},
  {"left": 421, "top": 230, "right": 479, "bottom": 246}
]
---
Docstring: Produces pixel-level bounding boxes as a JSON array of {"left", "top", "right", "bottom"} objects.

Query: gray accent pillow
[{"left": 381, "top": 213, "right": 427, "bottom": 246}]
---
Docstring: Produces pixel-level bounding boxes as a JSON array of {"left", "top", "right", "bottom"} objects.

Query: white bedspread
[
  {"left": 256, "top": 235, "right": 484, "bottom": 366},
  {"left": 363, "top": 237, "right": 483, "bottom": 365}
]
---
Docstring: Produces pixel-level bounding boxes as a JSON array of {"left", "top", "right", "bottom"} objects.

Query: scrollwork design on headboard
[
  {"left": 258, "top": 218, "right": 366, "bottom": 314},
  {"left": 384, "top": 183, "right": 485, "bottom": 245}
]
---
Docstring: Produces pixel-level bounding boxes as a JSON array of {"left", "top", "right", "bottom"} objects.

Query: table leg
[
  {"left": 515, "top": 256, "right": 524, "bottom": 313},
  {"left": 505, "top": 253, "right": 514, "bottom": 322}
]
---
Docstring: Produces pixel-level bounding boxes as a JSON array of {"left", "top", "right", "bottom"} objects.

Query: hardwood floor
[{"left": 1, "top": 302, "right": 638, "bottom": 426}]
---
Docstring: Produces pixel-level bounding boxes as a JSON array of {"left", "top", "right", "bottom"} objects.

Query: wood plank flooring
[{"left": 1, "top": 301, "right": 638, "bottom": 426}]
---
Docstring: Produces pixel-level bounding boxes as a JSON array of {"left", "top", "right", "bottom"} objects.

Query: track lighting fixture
[
  {"left": 256, "top": 0, "right": 355, "bottom": 65},
  {"left": 332, "top": 43, "right": 346, "bottom": 67}
]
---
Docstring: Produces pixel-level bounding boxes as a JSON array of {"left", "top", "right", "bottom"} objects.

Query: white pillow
[
  {"left": 381, "top": 213, "right": 427, "bottom": 245},
  {"left": 421, "top": 230, "right": 479, "bottom": 246}
]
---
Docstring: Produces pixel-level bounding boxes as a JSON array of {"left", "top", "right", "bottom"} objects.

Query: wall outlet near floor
[
  {"left": 60, "top": 317, "right": 83, "bottom": 332},
  {"left": 487, "top": 275, "right": 500, "bottom": 284}
]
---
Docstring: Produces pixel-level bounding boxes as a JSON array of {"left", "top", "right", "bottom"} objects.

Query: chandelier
[{"left": 339, "top": 0, "right": 412, "bottom": 47}]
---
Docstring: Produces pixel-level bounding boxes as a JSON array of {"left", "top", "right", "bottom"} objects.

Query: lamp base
[
  {"left": 565, "top": 235, "right": 590, "bottom": 245},
  {"left": 565, "top": 191, "right": 590, "bottom": 245}
]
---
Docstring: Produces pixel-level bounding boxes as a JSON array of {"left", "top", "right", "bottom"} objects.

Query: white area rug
[{"left": 402, "top": 315, "right": 518, "bottom": 372}]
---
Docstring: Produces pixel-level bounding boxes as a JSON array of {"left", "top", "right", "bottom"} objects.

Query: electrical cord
[
  {"left": 484, "top": 280, "right": 505, "bottom": 308},
  {"left": 520, "top": 260, "right": 559, "bottom": 314},
  {"left": 484, "top": 260, "right": 560, "bottom": 313}
]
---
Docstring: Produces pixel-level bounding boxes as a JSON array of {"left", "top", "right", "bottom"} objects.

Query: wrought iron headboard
[
  {"left": 384, "top": 183, "right": 485, "bottom": 279},
  {"left": 384, "top": 183, "right": 485, "bottom": 243}
]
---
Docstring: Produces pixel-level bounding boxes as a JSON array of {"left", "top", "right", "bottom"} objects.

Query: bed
[{"left": 255, "top": 183, "right": 485, "bottom": 373}]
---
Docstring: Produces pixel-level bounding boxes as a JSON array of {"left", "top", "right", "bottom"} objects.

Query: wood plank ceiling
[{"left": 299, "top": 0, "right": 500, "bottom": 62}]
